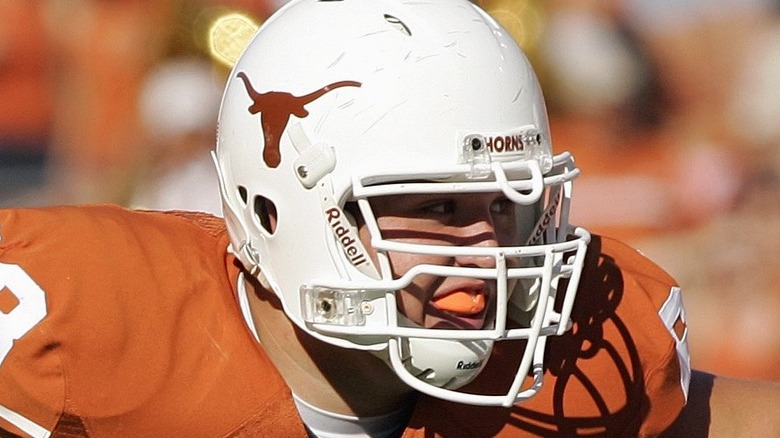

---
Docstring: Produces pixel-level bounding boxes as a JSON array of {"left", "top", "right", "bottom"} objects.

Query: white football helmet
[{"left": 214, "top": 0, "right": 590, "bottom": 407}]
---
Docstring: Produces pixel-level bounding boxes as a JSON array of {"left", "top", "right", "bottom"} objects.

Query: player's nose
[{"left": 452, "top": 215, "right": 500, "bottom": 269}]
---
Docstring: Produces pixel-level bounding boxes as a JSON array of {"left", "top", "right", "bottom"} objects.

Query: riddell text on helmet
[
  {"left": 456, "top": 360, "right": 484, "bottom": 370},
  {"left": 325, "top": 207, "right": 369, "bottom": 267}
]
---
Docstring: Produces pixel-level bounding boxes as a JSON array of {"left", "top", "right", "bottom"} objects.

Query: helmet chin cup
[{"left": 401, "top": 337, "right": 494, "bottom": 389}]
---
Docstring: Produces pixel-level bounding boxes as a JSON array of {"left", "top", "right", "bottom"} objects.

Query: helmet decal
[{"left": 236, "top": 71, "right": 361, "bottom": 168}]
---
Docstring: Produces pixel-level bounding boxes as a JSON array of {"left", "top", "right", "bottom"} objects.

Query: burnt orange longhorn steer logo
[{"left": 237, "top": 72, "right": 361, "bottom": 168}]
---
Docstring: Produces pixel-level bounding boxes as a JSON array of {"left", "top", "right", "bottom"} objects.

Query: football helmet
[{"left": 214, "top": 0, "right": 590, "bottom": 407}]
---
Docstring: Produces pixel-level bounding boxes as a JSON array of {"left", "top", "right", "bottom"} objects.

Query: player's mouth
[{"left": 426, "top": 289, "right": 490, "bottom": 329}]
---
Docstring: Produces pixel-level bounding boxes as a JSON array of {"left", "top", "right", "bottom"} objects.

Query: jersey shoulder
[
  {"left": 576, "top": 234, "right": 690, "bottom": 430},
  {"left": 0, "top": 204, "right": 228, "bottom": 244},
  {"left": 0, "top": 205, "right": 303, "bottom": 437},
  {"left": 0, "top": 204, "right": 234, "bottom": 296},
  {"left": 591, "top": 234, "right": 679, "bottom": 300}
]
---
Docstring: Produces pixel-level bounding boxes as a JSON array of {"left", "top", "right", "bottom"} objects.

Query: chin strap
[{"left": 235, "top": 272, "right": 261, "bottom": 343}]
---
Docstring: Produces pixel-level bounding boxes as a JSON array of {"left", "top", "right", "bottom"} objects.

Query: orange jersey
[{"left": 0, "top": 205, "right": 688, "bottom": 437}]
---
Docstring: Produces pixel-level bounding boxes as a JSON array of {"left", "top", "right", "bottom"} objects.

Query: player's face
[{"left": 359, "top": 192, "right": 520, "bottom": 330}]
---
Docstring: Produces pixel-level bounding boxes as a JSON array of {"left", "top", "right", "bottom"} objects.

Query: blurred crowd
[{"left": 2, "top": 0, "right": 779, "bottom": 380}]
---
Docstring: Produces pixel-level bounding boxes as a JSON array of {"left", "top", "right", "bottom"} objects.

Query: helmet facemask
[{"left": 295, "top": 154, "right": 589, "bottom": 406}]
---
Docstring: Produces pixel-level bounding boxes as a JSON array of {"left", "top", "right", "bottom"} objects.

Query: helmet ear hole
[{"left": 253, "top": 195, "right": 278, "bottom": 234}]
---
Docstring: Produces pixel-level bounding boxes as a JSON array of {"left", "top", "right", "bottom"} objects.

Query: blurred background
[{"left": 1, "top": 0, "right": 779, "bottom": 381}]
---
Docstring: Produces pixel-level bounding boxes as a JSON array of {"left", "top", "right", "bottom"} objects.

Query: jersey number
[{"left": 0, "top": 263, "right": 47, "bottom": 366}]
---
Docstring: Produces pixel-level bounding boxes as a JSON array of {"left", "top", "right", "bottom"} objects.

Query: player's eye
[
  {"left": 490, "top": 197, "right": 513, "bottom": 215},
  {"left": 422, "top": 200, "right": 455, "bottom": 215}
]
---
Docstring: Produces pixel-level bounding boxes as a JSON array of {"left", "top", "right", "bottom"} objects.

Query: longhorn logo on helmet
[{"left": 237, "top": 72, "right": 361, "bottom": 168}]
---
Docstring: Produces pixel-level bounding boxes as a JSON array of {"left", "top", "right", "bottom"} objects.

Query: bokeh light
[{"left": 207, "top": 11, "right": 258, "bottom": 67}]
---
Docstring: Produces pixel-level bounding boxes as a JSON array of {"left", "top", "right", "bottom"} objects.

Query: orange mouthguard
[{"left": 432, "top": 291, "right": 486, "bottom": 315}]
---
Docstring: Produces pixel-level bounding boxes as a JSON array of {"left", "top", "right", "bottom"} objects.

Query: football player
[{"left": 1, "top": 0, "right": 779, "bottom": 436}]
